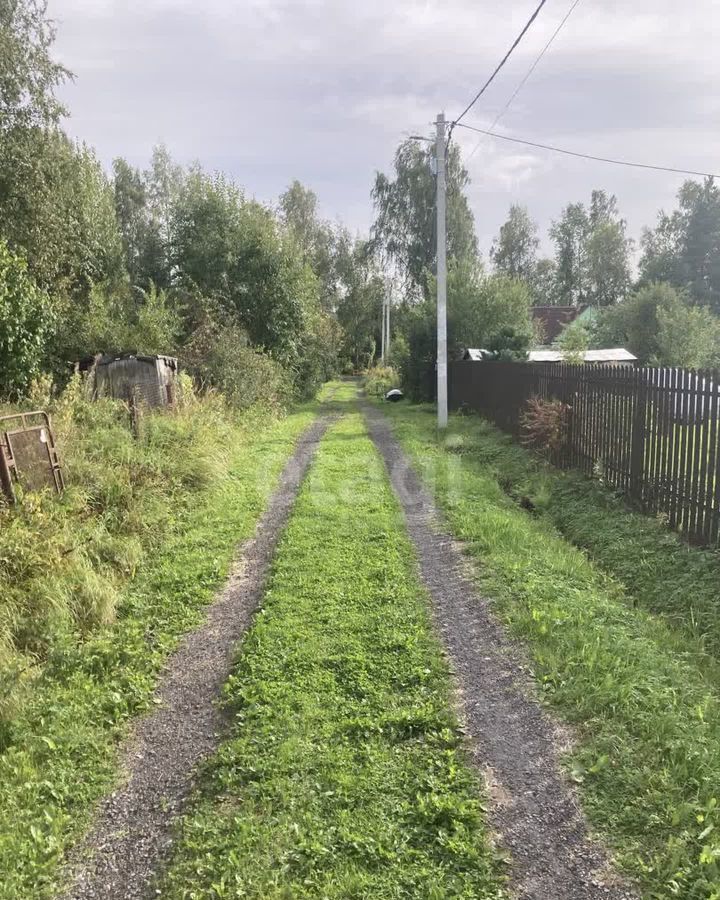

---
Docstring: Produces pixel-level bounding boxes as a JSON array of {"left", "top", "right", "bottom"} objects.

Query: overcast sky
[{"left": 51, "top": 0, "right": 720, "bottom": 259}]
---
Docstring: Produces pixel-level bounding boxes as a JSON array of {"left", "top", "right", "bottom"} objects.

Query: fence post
[{"left": 0, "top": 438, "right": 15, "bottom": 504}]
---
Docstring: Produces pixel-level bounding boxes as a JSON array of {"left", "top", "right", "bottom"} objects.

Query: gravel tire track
[
  {"left": 364, "top": 404, "right": 636, "bottom": 900},
  {"left": 60, "top": 413, "right": 335, "bottom": 900}
]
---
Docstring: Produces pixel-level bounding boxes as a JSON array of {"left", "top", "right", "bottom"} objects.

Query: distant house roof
[
  {"left": 531, "top": 306, "right": 586, "bottom": 342},
  {"left": 528, "top": 348, "right": 637, "bottom": 363},
  {"left": 462, "top": 348, "right": 493, "bottom": 361}
]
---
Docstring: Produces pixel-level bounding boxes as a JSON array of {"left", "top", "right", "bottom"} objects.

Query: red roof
[{"left": 531, "top": 306, "right": 585, "bottom": 343}]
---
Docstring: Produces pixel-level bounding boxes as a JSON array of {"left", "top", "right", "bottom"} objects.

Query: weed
[{"left": 364, "top": 365, "right": 399, "bottom": 399}]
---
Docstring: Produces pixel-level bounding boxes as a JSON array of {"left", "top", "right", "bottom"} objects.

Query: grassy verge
[
  {"left": 433, "top": 412, "right": 720, "bottom": 664},
  {"left": 0, "top": 384, "right": 318, "bottom": 899},
  {"left": 159, "top": 412, "right": 505, "bottom": 899},
  {"left": 381, "top": 402, "right": 720, "bottom": 900}
]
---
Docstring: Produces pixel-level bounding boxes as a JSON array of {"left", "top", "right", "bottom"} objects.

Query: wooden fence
[{"left": 449, "top": 360, "right": 720, "bottom": 546}]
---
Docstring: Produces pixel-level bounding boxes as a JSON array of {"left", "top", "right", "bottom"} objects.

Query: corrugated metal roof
[
  {"left": 97, "top": 353, "right": 178, "bottom": 368},
  {"left": 584, "top": 348, "right": 637, "bottom": 362},
  {"left": 527, "top": 348, "right": 637, "bottom": 363}
]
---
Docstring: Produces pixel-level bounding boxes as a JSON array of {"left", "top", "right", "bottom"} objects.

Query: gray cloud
[{"left": 51, "top": 0, "right": 720, "bottom": 256}]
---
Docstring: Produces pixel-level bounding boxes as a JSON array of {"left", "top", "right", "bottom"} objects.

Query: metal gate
[{"left": 0, "top": 411, "right": 64, "bottom": 503}]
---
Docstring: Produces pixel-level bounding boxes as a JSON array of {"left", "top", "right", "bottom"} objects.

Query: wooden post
[{"left": 0, "top": 437, "right": 15, "bottom": 504}]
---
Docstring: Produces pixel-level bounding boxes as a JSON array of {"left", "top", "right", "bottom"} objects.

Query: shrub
[
  {"left": 0, "top": 240, "right": 54, "bottom": 399},
  {"left": 520, "top": 396, "right": 570, "bottom": 455},
  {"left": 364, "top": 365, "right": 398, "bottom": 398},
  {"left": 181, "top": 322, "right": 291, "bottom": 410},
  {"left": 400, "top": 300, "right": 436, "bottom": 402}
]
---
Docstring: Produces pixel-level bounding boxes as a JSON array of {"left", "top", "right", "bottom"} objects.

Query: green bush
[
  {"left": 181, "top": 322, "right": 291, "bottom": 411},
  {"left": 364, "top": 365, "right": 399, "bottom": 398},
  {"left": 0, "top": 240, "right": 54, "bottom": 399},
  {"left": 399, "top": 300, "right": 436, "bottom": 402}
]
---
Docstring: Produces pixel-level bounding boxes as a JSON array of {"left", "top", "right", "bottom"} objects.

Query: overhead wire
[
  {"left": 448, "top": 0, "right": 549, "bottom": 144},
  {"left": 454, "top": 121, "right": 720, "bottom": 179},
  {"left": 466, "top": 0, "right": 583, "bottom": 162}
]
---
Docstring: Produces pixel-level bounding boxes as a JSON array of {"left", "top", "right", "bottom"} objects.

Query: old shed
[{"left": 92, "top": 354, "right": 179, "bottom": 408}]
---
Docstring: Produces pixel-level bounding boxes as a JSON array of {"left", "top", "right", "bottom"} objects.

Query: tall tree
[
  {"left": 2, "top": 131, "right": 125, "bottom": 298},
  {"left": 0, "top": 0, "right": 70, "bottom": 132},
  {"left": 640, "top": 178, "right": 720, "bottom": 312},
  {"left": 335, "top": 239, "right": 384, "bottom": 370},
  {"left": 172, "top": 167, "right": 319, "bottom": 369},
  {"left": 279, "top": 180, "right": 320, "bottom": 260},
  {"left": 595, "top": 281, "right": 720, "bottom": 367},
  {"left": 1, "top": 0, "right": 70, "bottom": 285},
  {"left": 491, "top": 204, "right": 539, "bottom": 282},
  {"left": 113, "top": 157, "right": 147, "bottom": 285},
  {"left": 143, "top": 144, "right": 182, "bottom": 289},
  {"left": 112, "top": 149, "right": 178, "bottom": 290},
  {"left": 638, "top": 212, "right": 682, "bottom": 286},
  {"left": 531, "top": 257, "right": 558, "bottom": 306},
  {"left": 1, "top": 2, "right": 126, "bottom": 307},
  {"left": 550, "top": 191, "right": 631, "bottom": 307},
  {"left": 550, "top": 202, "right": 590, "bottom": 306},
  {"left": 586, "top": 190, "right": 632, "bottom": 307},
  {"left": 279, "top": 179, "right": 344, "bottom": 312},
  {"left": 677, "top": 179, "right": 720, "bottom": 309},
  {"left": 371, "top": 137, "right": 477, "bottom": 298}
]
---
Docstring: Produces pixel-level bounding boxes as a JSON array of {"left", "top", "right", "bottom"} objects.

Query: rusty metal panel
[{"left": 0, "top": 411, "right": 64, "bottom": 502}]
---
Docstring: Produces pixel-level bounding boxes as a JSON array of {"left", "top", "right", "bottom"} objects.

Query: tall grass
[
  {"left": 383, "top": 402, "right": 720, "bottom": 898},
  {"left": 363, "top": 365, "right": 399, "bottom": 399},
  {"left": 428, "top": 412, "right": 720, "bottom": 665},
  {"left": 0, "top": 376, "right": 320, "bottom": 897},
  {"left": 1, "top": 376, "right": 265, "bottom": 740}
]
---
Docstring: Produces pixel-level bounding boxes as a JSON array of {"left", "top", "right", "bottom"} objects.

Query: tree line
[
  {"left": 0, "top": 0, "right": 388, "bottom": 403},
  {"left": 3, "top": 0, "right": 720, "bottom": 407},
  {"left": 490, "top": 179, "right": 720, "bottom": 370},
  {"left": 369, "top": 134, "right": 720, "bottom": 396}
]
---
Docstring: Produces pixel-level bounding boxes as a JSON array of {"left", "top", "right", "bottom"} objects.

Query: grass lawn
[
  {"left": 0, "top": 400, "right": 318, "bottom": 899},
  {"left": 159, "top": 412, "right": 505, "bottom": 899},
  {"left": 431, "top": 410, "right": 720, "bottom": 666},
  {"left": 381, "top": 402, "right": 720, "bottom": 900}
]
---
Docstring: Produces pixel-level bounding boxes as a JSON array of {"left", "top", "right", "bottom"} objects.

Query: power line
[
  {"left": 454, "top": 121, "right": 720, "bottom": 179},
  {"left": 451, "top": 0, "right": 549, "bottom": 135},
  {"left": 467, "top": 0, "right": 583, "bottom": 162}
]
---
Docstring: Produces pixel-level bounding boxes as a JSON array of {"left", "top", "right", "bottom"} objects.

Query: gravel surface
[
  {"left": 364, "top": 404, "right": 637, "bottom": 900},
  {"left": 59, "top": 414, "right": 333, "bottom": 900}
]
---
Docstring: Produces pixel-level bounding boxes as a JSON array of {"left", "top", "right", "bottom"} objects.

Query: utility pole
[
  {"left": 385, "top": 285, "right": 391, "bottom": 360},
  {"left": 380, "top": 287, "right": 386, "bottom": 364},
  {"left": 435, "top": 112, "right": 448, "bottom": 429}
]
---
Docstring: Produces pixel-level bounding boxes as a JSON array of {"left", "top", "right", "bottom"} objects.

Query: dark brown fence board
[
  {"left": 710, "top": 371, "right": 720, "bottom": 545},
  {"left": 667, "top": 368, "right": 682, "bottom": 530},
  {"left": 659, "top": 367, "right": 674, "bottom": 515},
  {"left": 448, "top": 360, "right": 720, "bottom": 547},
  {"left": 703, "top": 372, "right": 720, "bottom": 543}
]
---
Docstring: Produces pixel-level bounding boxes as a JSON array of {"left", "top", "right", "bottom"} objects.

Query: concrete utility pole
[
  {"left": 385, "top": 285, "right": 391, "bottom": 360},
  {"left": 435, "top": 112, "right": 448, "bottom": 429},
  {"left": 380, "top": 288, "right": 386, "bottom": 363}
]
